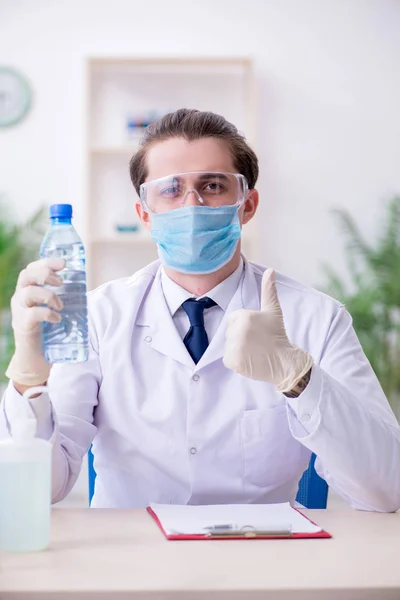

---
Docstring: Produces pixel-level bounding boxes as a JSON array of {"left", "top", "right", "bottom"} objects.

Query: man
[{"left": 2, "top": 109, "right": 400, "bottom": 511}]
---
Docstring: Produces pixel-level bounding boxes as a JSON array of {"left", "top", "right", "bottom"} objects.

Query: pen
[
  {"left": 203, "top": 524, "right": 292, "bottom": 537},
  {"left": 203, "top": 524, "right": 235, "bottom": 533},
  {"left": 206, "top": 530, "right": 292, "bottom": 538}
]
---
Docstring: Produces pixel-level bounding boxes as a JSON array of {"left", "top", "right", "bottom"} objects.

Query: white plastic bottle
[{"left": 0, "top": 387, "right": 52, "bottom": 552}]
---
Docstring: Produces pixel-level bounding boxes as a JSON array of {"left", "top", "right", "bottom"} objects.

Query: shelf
[
  {"left": 89, "top": 57, "right": 252, "bottom": 77},
  {"left": 90, "top": 56, "right": 252, "bottom": 66},
  {"left": 86, "top": 55, "right": 258, "bottom": 289},
  {"left": 91, "top": 145, "right": 139, "bottom": 155}
]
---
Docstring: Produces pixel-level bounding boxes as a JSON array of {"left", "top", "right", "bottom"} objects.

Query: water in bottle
[{"left": 40, "top": 204, "right": 88, "bottom": 363}]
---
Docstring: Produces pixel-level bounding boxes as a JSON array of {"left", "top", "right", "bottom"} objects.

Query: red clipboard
[{"left": 146, "top": 507, "right": 332, "bottom": 541}]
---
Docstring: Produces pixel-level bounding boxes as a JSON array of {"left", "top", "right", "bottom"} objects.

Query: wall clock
[{"left": 0, "top": 67, "right": 32, "bottom": 128}]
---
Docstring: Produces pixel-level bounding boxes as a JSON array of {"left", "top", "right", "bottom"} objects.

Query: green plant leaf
[
  {"left": 0, "top": 202, "right": 47, "bottom": 382},
  {"left": 322, "top": 196, "right": 400, "bottom": 415}
]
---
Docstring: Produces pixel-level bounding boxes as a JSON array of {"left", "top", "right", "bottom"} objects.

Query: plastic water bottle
[
  {"left": 40, "top": 204, "right": 88, "bottom": 363},
  {"left": 0, "top": 387, "right": 52, "bottom": 552}
]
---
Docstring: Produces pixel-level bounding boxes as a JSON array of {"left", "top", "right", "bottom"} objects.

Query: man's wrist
[
  {"left": 6, "top": 349, "right": 51, "bottom": 391},
  {"left": 13, "top": 382, "right": 48, "bottom": 397},
  {"left": 283, "top": 368, "right": 312, "bottom": 398}
]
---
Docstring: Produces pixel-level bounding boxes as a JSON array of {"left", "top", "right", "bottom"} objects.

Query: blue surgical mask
[{"left": 150, "top": 205, "right": 241, "bottom": 274}]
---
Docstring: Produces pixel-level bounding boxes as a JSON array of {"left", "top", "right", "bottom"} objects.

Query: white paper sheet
[{"left": 149, "top": 502, "right": 322, "bottom": 535}]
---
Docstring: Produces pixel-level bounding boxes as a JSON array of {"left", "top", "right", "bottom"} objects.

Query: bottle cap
[
  {"left": 10, "top": 386, "right": 49, "bottom": 442},
  {"left": 50, "top": 204, "right": 73, "bottom": 219}
]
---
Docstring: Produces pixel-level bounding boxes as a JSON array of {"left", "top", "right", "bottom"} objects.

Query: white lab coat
[{"left": 1, "top": 258, "right": 400, "bottom": 511}]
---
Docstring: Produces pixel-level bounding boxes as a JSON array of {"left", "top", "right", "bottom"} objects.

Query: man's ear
[
  {"left": 135, "top": 202, "right": 152, "bottom": 231},
  {"left": 241, "top": 189, "right": 259, "bottom": 225}
]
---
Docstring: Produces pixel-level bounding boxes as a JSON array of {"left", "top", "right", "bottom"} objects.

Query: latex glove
[
  {"left": 6, "top": 258, "right": 65, "bottom": 386},
  {"left": 223, "top": 268, "right": 313, "bottom": 393}
]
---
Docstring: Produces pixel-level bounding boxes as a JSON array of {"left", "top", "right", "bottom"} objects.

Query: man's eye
[
  {"left": 160, "top": 186, "right": 180, "bottom": 197},
  {"left": 204, "top": 182, "right": 225, "bottom": 193}
]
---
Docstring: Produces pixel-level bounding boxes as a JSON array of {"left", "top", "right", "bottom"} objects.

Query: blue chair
[
  {"left": 88, "top": 448, "right": 328, "bottom": 508},
  {"left": 295, "top": 453, "right": 328, "bottom": 508},
  {"left": 88, "top": 446, "right": 96, "bottom": 505}
]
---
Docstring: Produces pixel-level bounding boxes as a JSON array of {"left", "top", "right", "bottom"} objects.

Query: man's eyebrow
[
  {"left": 197, "top": 173, "right": 229, "bottom": 181},
  {"left": 159, "top": 175, "right": 182, "bottom": 184}
]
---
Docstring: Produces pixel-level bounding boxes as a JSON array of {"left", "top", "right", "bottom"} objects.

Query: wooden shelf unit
[{"left": 86, "top": 56, "right": 259, "bottom": 290}]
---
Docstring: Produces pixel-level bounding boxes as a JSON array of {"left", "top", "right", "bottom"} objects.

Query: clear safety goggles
[{"left": 139, "top": 171, "right": 248, "bottom": 213}]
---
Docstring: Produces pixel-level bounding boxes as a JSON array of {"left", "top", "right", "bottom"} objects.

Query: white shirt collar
[{"left": 161, "top": 258, "right": 244, "bottom": 316}]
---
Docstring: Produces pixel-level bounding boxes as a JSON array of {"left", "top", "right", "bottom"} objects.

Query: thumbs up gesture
[{"left": 223, "top": 268, "right": 313, "bottom": 393}]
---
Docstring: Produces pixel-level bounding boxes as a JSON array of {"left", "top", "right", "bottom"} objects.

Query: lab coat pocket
[{"left": 240, "top": 406, "right": 297, "bottom": 488}]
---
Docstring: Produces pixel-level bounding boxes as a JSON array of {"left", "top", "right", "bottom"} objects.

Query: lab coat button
[
  {"left": 145, "top": 336, "right": 152, "bottom": 343},
  {"left": 192, "top": 374, "right": 200, "bottom": 382},
  {"left": 302, "top": 413, "right": 311, "bottom": 422},
  {"left": 190, "top": 447, "right": 197, "bottom": 455}
]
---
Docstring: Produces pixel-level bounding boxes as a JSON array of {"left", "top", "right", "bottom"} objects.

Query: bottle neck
[{"left": 50, "top": 217, "right": 72, "bottom": 225}]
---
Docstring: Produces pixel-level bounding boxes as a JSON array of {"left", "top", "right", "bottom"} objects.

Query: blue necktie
[{"left": 182, "top": 297, "right": 217, "bottom": 364}]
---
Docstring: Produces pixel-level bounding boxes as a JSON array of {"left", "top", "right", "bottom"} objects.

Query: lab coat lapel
[
  {"left": 136, "top": 269, "right": 194, "bottom": 368},
  {"left": 196, "top": 259, "right": 262, "bottom": 370}
]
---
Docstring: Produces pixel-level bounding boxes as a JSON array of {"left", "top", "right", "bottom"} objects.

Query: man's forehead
[{"left": 145, "top": 137, "right": 235, "bottom": 181}]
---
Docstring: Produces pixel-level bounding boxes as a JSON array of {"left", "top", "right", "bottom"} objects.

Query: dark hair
[{"left": 129, "top": 108, "right": 259, "bottom": 195}]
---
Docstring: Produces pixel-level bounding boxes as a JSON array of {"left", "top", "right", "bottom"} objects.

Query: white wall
[{"left": 1, "top": 0, "right": 400, "bottom": 288}]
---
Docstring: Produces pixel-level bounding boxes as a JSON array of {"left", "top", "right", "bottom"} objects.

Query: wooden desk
[{"left": 1, "top": 509, "right": 399, "bottom": 599}]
